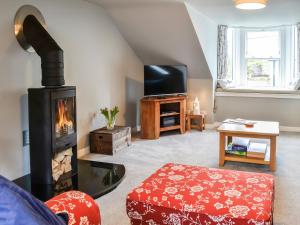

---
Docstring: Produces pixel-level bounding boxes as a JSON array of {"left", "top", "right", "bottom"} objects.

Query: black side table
[{"left": 13, "top": 160, "right": 125, "bottom": 201}]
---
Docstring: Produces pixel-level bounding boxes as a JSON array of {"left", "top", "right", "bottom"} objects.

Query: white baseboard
[
  {"left": 205, "top": 122, "right": 222, "bottom": 129},
  {"left": 132, "top": 125, "right": 141, "bottom": 132},
  {"left": 279, "top": 126, "right": 300, "bottom": 132},
  {"left": 77, "top": 146, "right": 90, "bottom": 158},
  {"left": 208, "top": 121, "right": 300, "bottom": 132},
  {"left": 204, "top": 123, "right": 218, "bottom": 129}
]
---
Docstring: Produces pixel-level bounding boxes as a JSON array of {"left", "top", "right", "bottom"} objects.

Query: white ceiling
[
  {"left": 91, "top": 0, "right": 300, "bottom": 27},
  {"left": 186, "top": 0, "right": 300, "bottom": 27},
  {"left": 92, "top": 0, "right": 184, "bottom": 4}
]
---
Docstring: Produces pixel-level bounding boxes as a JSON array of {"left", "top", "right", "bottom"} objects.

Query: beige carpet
[{"left": 82, "top": 130, "right": 300, "bottom": 225}]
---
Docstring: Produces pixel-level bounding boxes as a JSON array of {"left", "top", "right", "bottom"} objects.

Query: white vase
[{"left": 193, "top": 97, "right": 201, "bottom": 115}]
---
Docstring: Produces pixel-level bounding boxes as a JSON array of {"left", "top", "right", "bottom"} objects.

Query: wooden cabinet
[
  {"left": 90, "top": 126, "right": 131, "bottom": 155},
  {"left": 186, "top": 113, "right": 206, "bottom": 131},
  {"left": 140, "top": 96, "right": 186, "bottom": 139}
]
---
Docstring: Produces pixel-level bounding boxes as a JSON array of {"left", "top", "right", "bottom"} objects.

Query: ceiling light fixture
[{"left": 235, "top": 0, "right": 268, "bottom": 10}]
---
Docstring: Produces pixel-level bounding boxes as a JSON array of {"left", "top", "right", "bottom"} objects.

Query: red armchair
[{"left": 45, "top": 191, "right": 101, "bottom": 225}]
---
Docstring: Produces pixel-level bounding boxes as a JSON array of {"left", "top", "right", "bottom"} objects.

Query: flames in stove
[{"left": 55, "top": 99, "right": 74, "bottom": 138}]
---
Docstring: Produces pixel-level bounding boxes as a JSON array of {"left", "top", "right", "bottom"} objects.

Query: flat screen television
[{"left": 144, "top": 65, "right": 187, "bottom": 96}]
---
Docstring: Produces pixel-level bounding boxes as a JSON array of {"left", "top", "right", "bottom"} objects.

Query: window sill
[{"left": 216, "top": 87, "right": 300, "bottom": 99}]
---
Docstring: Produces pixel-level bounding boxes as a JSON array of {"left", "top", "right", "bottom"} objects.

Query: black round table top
[{"left": 13, "top": 160, "right": 125, "bottom": 201}]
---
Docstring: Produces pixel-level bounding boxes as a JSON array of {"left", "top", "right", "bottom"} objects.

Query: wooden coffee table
[{"left": 217, "top": 120, "right": 279, "bottom": 171}]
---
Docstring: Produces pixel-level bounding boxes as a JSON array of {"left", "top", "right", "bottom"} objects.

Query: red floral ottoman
[
  {"left": 127, "top": 163, "right": 274, "bottom": 225},
  {"left": 45, "top": 191, "right": 101, "bottom": 225}
]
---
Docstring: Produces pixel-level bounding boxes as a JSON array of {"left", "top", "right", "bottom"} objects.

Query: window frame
[
  {"left": 226, "top": 25, "right": 298, "bottom": 90},
  {"left": 240, "top": 28, "right": 283, "bottom": 88}
]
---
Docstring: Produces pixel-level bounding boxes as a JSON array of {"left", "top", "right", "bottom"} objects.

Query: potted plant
[{"left": 100, "top": 106, "right": 119, "bottom": 130}]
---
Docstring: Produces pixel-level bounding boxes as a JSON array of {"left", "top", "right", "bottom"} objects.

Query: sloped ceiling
[{"left": 87, "top": 0, "right": 213, "bottom": 79}]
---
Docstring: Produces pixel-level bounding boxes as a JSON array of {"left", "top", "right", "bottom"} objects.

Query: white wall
[
  {"left": 0, "top": 0, "right": 143, "bottom": 179},
  {"left": 187, "top": 79, "right": 214, "bottom": 123},
  {"left": 185, "top": 2, "right": 218, "bottom": 80},
  {"left": 215, "top": 96, "right": 300, "bottom": 127},
  {"left": 94, "top": 0, "right": 217, "bottom": 122},
  {"left": 184, "top": 3, "right": 218, "bottom": 123}
]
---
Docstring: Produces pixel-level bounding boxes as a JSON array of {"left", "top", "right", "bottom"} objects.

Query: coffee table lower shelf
[
  {"left": 224, "top": 154, "right": 270, "bottom": 165},
  {"left": 225, "top": 146, "right": 271, "bottom": 165}
]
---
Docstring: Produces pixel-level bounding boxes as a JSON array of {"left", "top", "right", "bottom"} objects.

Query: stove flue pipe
[{"left": 23, "top": 15, "right": 64, "bottom": 87}]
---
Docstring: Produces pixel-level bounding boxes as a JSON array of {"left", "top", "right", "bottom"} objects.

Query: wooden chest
[{"left": 90, "top": 126, "right": 131, "bottom": 155}]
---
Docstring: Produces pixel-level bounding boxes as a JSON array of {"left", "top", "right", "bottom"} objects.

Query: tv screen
[{"left": 144, "top": 65, "right": 187, "bottom": 96}]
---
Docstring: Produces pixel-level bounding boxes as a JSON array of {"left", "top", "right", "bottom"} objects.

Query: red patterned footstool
[
  {"left": 45, "top": 191, "right": 101, "bottom": 225},
  {"left": 127, "top": 163, "right": 274, "bottom": 225}
]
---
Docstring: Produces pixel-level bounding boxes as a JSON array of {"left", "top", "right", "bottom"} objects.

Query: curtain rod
[{"left": 225, "top": 23, "right": 299, "bottom": 29}]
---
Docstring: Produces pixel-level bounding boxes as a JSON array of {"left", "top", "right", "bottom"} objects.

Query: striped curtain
[
  {"left": 294, "top": 23, "right": 300, "bottom": 90},
  {"left": 217, "top": 25, "right": 228, "bottom": 80}
]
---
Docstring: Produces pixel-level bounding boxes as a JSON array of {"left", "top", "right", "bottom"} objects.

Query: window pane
[
  {"left": 247, "top": 59, "right": 280, "bottom": 87},
  {"left": 246, "top": 31, "right": 280, "bottom": 58},
  {"left": 293, "top": 26, "right": 299, "bottom": 82}
]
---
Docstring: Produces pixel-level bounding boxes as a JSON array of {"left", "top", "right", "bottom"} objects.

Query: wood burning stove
[
  {"left": 28, "top": 86, "right": 77, "bottom": 184},
  {"left": 13, "top": 5, "right": 125, "bottom": 200},
  {"left": 14, "top": 5, "right": 78, "bottom": 185}
]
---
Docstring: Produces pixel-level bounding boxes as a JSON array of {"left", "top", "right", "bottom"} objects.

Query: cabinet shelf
[
  {"left": 160, "top": 125, "right": 181, "bottom": 132},
  {"left": 160, "top": 112, "right": 180, "bottom": 117}
]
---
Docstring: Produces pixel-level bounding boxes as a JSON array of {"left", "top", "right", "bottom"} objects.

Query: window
[
  {"left": 246, "top": 31, "right": 280, "bottom": 87},
  {"left": 226, "top": 26, "right": 298, "bottom": 89}
]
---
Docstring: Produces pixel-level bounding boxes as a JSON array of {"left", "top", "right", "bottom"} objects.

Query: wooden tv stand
[{"left": 140, "top": 96, "right": 186, "bottom": 139}]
